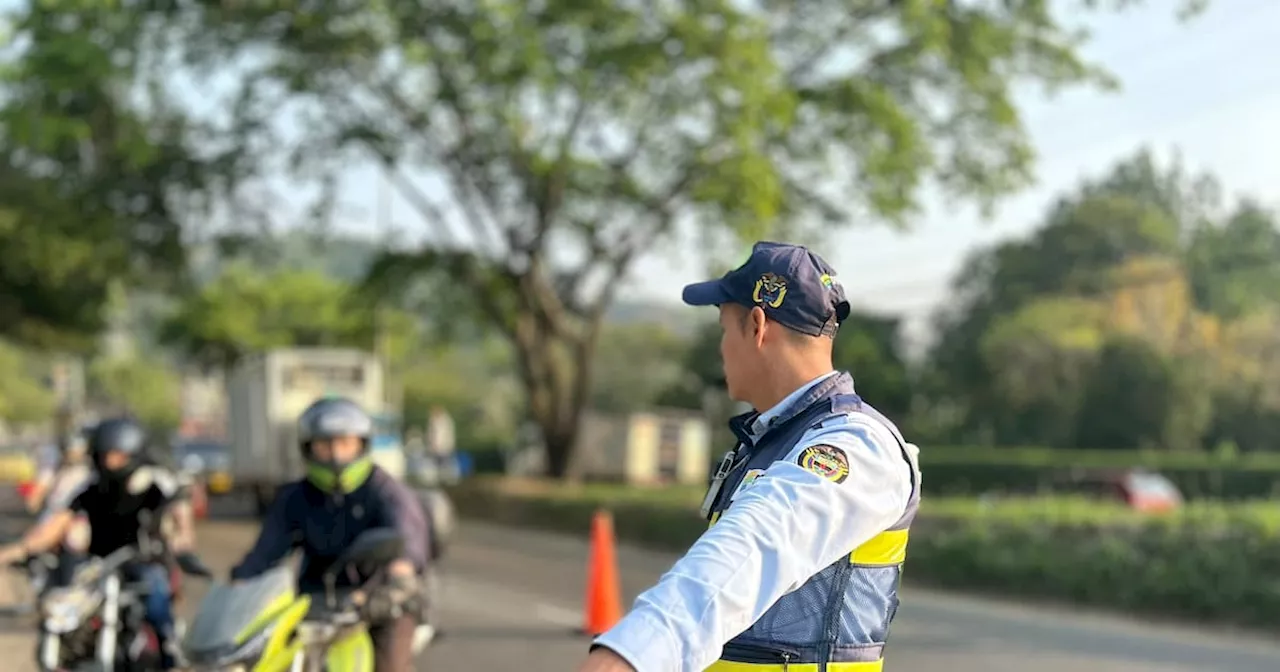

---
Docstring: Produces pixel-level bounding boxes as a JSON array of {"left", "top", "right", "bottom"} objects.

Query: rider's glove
[
  {"left": 362, "top": 588, "right": 402, "bottom": 622},
  {"left": 362, "top": 574, "right": 421, "bottom": 623}
]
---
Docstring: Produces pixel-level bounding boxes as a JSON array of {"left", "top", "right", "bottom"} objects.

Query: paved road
[{"left": 2, "top": 497, "right": 1280, "bottom": 671}]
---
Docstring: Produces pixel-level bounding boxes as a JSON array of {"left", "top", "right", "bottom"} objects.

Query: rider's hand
[
  {"left": 355, "top": 581, "right": 419, "bottom": 623},
  {"left": 575, "top": 647, "right": 637, "bottom": 672},
  {"left": 0, "top": 543, "right": 26, "bottom": 566}
]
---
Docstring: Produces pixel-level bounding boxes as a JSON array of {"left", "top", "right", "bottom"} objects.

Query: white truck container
[{"left": 225, "top": 347, "right": 404, "bottom": 515}]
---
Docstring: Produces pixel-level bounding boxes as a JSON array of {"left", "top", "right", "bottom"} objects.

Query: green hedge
[
  {"left": 920, "top": 446, "right": 1280, "bottom": 500},
  {"left": 450, "top": 479, "right": 1280, "bottom": 628},
  {"left": 459, "top": 442, "right": 1280, "bottom": 497}
]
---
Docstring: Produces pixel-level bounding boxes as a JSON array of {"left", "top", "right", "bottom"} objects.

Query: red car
[
  {"left": 1117, "top": 470, "right": 1183, "bottom": 512},
  {"left": 1054, "top": 468, "right": 1183, "bottom": 512}
]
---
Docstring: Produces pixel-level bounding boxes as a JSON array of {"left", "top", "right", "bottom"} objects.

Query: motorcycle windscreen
[{"left": 182, "top": 566, "right": 297, "bottom": 656}]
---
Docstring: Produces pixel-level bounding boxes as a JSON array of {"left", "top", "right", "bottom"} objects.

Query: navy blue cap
[{"left": 682, "top": 241, "right": 851, "bottom": 337}]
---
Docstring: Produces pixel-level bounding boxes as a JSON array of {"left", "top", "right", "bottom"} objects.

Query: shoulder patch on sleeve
[
  {"left": 796, "top": 444, "right": 850, "bottom": 484},
  {"left": 729, "top": 468, "right": 767, "bottom": 501}
]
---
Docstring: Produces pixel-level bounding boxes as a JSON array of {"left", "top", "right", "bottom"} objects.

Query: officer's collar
[{"left": 729, "top": 371, "right": 853, "bottom": 443}]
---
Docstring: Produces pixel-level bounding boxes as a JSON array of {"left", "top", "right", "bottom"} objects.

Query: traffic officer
[{"left": 576, "top": 241, "right": 921, "bottom": 672}]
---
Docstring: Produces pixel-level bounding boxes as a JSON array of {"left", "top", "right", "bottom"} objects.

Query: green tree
[
  {"left": 1074, "top": 336, "right": 1210, "bottom": 451},
  {"left": 655, "top": 321, "right": 724, "bottom": 411},
  {"left": 89, "top": 356, "right": 182, "bottom": 433},
  {"left": 977, "top": 297, "right": 1107, "bottom": 446},
  {"left": 159, "top": 264, "right": 394, "bottom": 369},
  {"left": 1186, "top": 202, "right": 1280, "bottom": 319},
  {"left": 654, "top": 310, "right": 913, "bottom": 417},
  {"left": 0, "top": 341, "right": 57, "bottom": 425},
  {"left": 927, "top": 151, "right": 1226, "bottom": 443},
  {"left": 399, "top": 339, "right": 522, "bottom": 449},
  {"left": 1204, "top": 308, "right": 1280, "bottom": 452},
  {"left": 12, "top": 0, "right": 1207, "bottom": 476},
  {"left": 590, "top": 323, "right": 690, "bottom": 414},
  {"left": 0, "top": 6, "right": 234, "bottom": 350},
  {"left": 833, "top": 312, "right": 911, "bottom": 420}
]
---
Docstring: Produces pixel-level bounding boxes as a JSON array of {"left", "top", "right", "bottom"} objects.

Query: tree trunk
[
  {"left": 473, "top": 250, "right": 612, "bottom": 482},
  {"left": 526, "top": 332, "right": 600, "bottom": 480},
  {"left": 521, "top": 363, "right": 586, "bottom": 480},
  {"left": 541, "top": 411, "right": 579, "bottom": 480},
  {"left": 509, "top": 306, "right": 602, "bottom": 481}
]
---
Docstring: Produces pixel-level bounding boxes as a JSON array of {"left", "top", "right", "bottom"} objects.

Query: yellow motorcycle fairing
[
  {"left": 245, "top": 594, "right": 312, "bottom": 672},
  {"left": 248, "top": 600, "right": 376, "bottom": 672},
  {"left": 325, "top": 627, "right": 376, "bottom": 671}
]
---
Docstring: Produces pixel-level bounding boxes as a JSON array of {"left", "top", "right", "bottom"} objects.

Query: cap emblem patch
[{"left": 752, "top": 273, "right": 788, "bottom": 308}]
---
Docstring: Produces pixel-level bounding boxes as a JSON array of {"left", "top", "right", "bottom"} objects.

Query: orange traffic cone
[{"left": 582, "top": 509, "right": 623, "bottom": 636}]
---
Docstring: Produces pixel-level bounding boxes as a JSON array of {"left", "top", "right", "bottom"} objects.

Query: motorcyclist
[
  {"left": 25, "top": 439, "right": 63, "bottom": 513},
  {"left": 35, "top": 428, "right": 94, "bottom": 524},
  {"left": 229, "top": 396, "right": 432, "bottom": 672},
  {"left": 25, "top": 428, "right": 95, "bottom": 591},
  {"left": 0, "top": 417, "right": 198, "bottom": 670}
]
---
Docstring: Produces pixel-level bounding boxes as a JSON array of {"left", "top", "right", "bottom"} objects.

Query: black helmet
[
  {"left": 88, "top": 416, "right": 148, "bottom": 480},
  {"left": 297, "top": 397, "right": 374, "bottom": 493}
]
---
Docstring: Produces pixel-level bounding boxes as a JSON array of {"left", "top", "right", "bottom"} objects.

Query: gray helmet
[
  {"left": 297, "top": 397, "right": 375, "bottom": 494},
  {"left": 297, "top": 397, "right": 373, "bottom": 448}
]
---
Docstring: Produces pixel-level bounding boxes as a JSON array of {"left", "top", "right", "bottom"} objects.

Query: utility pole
[{"left": 375, "top": 166, "right": 403, "bottom": 415}]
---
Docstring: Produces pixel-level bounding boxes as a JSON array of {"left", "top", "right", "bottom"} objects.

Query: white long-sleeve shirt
[{"left": 593, "top": 373, "right": 915, "bottom": 672}]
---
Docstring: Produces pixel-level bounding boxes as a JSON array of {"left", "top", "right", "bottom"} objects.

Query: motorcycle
[
  {"left": 182, "top": 528, "right": 436, "bottom": 671},
  {"left": 5, "top": 511, "right": 93, "bottom": 618},
  {"left": 32, "top": 545, "right": 213, "bottom": 672},
  {"left": 406, "top": 453, "right": 456, "bottom": 558},
  {"left": 2, "top": 553, "right": 55, "bottom": 617},
  {"left": 419, "top": 487, "right": 455, "bottom": 560},
  {"left": 30, "top": 506, "right": 213, "bottom": 672}
]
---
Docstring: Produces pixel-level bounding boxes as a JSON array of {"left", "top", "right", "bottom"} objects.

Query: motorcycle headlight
[{"left": 43, "top": 597, "right": 86, "bottom": 634}]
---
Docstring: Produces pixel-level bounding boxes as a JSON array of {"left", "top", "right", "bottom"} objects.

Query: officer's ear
[{"left": 746, "top": 306, "right": 768, "bottom": 346}]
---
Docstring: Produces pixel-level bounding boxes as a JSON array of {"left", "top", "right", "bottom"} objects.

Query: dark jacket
[{"left": 230, "top": 466, "right": 431, "bottom": 591}]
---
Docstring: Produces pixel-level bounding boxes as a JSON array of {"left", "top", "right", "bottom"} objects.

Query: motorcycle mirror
[
  {"left": 322, "top": 528, "right": 406, "bottom": 606},
  {"left": 328, "top": 529, "right": 405, "bottom": 576},
  {"left": 175, "top": 552, "right": 213, "bottom": 579}
]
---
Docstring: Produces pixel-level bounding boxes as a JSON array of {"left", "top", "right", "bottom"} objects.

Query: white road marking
[
  {"left": 533, "top": 603, "right": 582, "bottom": 628},
  {"left": 439, "top": 574, "right": 582, "bottom": 627}
]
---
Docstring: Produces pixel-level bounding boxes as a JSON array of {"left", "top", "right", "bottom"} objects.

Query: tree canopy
[
  {"left": 923, "top": 149, "right": 1280, "bottom": 451},
  {"left": 0, "top": 5, "right": 239, "bottom": 350},
  {"left": 0, "top": 0, "right": 1224, "bottom": 468},
  {"left": 89, "top": 355, "right": 183, "bottom": 433},
  {"left": 141, "top": 0, "right": 1196, "bottom": 474},
  {"left": 159, "top": 263, "right": 413, "bottom": 370},
  {"left": 0, "top": 342, "right": 57, "bottom": 426}
]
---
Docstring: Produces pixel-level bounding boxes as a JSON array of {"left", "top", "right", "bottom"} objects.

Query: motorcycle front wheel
[{"left": 36, "top": 632, "right": 59, "bottom": 672}]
